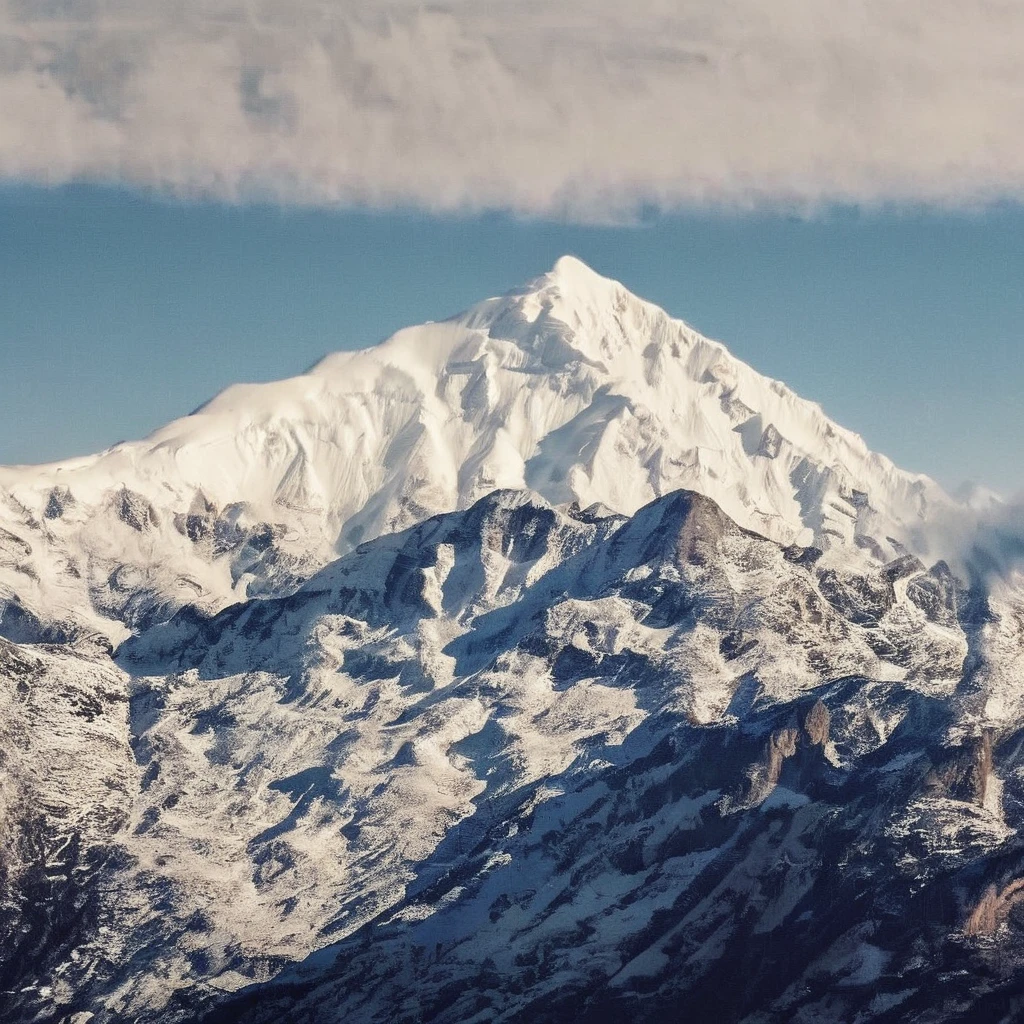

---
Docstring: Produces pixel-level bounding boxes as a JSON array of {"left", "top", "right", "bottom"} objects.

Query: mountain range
[{"left": 2, "top": 257, "right": 1023, "bottom": 1024}]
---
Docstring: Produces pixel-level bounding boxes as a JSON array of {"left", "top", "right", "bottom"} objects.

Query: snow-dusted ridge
[
  {"left": 5, "top": 481, "right": 1022, "bottom": 1024},
  {"left": 0, "top": 256, "right": 956, "bottom": 644}
]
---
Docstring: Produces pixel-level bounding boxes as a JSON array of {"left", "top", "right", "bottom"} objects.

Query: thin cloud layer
[{"left": 4, "top": 0, "right": 1024, "bottom": 217}]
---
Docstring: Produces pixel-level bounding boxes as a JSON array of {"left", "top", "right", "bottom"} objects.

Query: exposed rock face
[
  {"left": 965, "top": 878, "right": 1024, "bottom": 937},
  {"left": 817, "top": 567, "right": 895, "bottom": 627},
  {"left": 43, "top": 486, "right": 74, "bottom": 521},
  {"left": 803, "top": 699, "right": 831, "bottom": 747},
  {"left": 755, "top": 423, "right": 784, "bottom": 459},
  {"left": 174, "top": 491, "right": 218, "bottom": 544},
  {"left": 761, "top": 726, "right": 799, "bottom": 792},
  {"left": 974, "top": 730, "right": 997, "bottom": 810},
  {"left": 906, "top": 561, "right": 963, "bottom": 627},
  {"left": 116, "top": 487, "right": 159, "bottom": 532}
]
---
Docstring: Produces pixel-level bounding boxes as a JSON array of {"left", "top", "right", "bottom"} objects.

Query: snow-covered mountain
[
  {"left": 0, "top": 256, "right": 952, "bottom": 647},
  {"left": 1, "top": 258, "right": 1022, "bottom": 1024}
]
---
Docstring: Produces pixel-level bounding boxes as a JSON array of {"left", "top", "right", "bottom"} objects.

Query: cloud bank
[{"left": 4, "top": 0, "right": 1024, "bottom": 217}]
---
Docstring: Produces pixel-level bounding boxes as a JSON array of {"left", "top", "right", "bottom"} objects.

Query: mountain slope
[{"left": 4, "top": 485, "right": 1019, "bottom": 1023}]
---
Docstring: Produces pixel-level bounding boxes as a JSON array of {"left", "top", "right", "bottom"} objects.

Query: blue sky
[{"left": 0, "top": 186, "right": 1022, "bottom": 495}]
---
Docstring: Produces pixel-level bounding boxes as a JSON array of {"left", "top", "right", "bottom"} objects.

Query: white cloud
[{"left": 3, "top": 0, "right": 1024, "bottom": 217}]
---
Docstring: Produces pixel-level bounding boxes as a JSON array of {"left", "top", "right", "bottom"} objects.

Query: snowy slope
[
  {"left": 4, "top": 486, "right": 1020, "bottom": 1024},
  {"left": 0, "top": 256, "right": 953, "bottom": 646}
]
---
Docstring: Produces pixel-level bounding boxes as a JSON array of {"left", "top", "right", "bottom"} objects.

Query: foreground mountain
[{"left": 1, "top": 259, "right": 1022, "bottom": 1024}]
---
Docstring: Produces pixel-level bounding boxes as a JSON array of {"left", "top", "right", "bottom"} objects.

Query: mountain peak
[
  {"left": 536, "top": 254, "right": 624, "bottom": 314},
  {"left": 455, "top": 255, "right": 623, "bottom": 330},
  {"left": 546, "top": 254, "right": 610, "bottom": 286}
]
